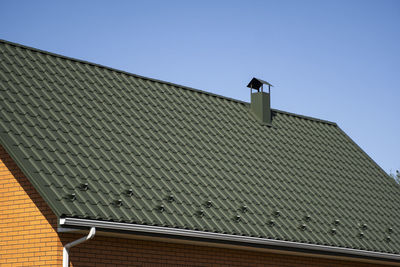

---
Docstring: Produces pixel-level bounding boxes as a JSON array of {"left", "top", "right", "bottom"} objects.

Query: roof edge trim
[
  {"left": 0, "top": 134, "right": 65, "bottom": 217},
  {"left": 335, "top": 125, "right": 394, "bottom": 180},
  {"left": 60, "top": 217, "right": 400, "bottom": 262}
]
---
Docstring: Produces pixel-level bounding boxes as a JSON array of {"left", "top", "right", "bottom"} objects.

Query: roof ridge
[
  {"left": 272, "top": 109, "right": 337, "bottom": 126},
  {"left": 0, "top": 39, "right": 337, "bottom": 126}
]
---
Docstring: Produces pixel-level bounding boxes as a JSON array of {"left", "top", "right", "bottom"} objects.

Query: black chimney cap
[{"left": 247, "top": 77, "right": 273, "bottom": 90}]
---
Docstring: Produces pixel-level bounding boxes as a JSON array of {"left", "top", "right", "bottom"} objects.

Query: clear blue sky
[{"left": 1, "top": 0, "right": 399, "bottom": 174}]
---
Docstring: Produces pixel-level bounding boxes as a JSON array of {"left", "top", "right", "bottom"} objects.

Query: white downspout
[{"left": 62, "top": 227, "right": 96, "bottom": 267}]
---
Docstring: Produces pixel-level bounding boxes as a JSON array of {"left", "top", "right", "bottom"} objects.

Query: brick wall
[
  {"left": 64, "top": 234, "right": 385, "bottom": 267},
  {"left": 0, "top": 145, "right": 392, "bottom": 266},
  {"left": 0, "top": 145, "right": 62, "bottom": 266}
]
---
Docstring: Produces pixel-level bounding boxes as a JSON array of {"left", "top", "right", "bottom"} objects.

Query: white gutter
[
  {"left": 62, "top": 226, "right": 96, "bottom": 267},
  {"left": 59, "top": 217, "right": 400, "bottom": 263}
]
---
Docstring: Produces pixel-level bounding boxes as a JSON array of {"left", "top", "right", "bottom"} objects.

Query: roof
[{"left": 1, "top": 39, "right": 399, "bottom": 255}]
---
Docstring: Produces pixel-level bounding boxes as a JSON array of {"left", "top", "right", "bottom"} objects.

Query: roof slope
[{"left": 1, "top": 40, "right": 399, "bottom": 254}]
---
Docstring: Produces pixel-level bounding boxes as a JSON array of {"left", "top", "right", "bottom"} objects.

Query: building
[{"left": 0, "top": 39, "right": 399, "bottom": 266}]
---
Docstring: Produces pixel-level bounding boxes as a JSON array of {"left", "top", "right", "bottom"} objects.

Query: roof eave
[{"left": 59, "top": 217, "right": 400, "bottom": 264}]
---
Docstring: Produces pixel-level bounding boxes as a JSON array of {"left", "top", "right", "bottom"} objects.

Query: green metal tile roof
[{"left": 1, "top": 39, "right": 399, "bottom": 254}]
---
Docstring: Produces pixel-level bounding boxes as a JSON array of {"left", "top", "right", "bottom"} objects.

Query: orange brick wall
[
  {"left": 0, "top": 145, "right": 62, "bottom": 266},
  {"left": 0, "top": 145, "right": 393, "bottom": 266},
  {"left": 64, "top": 234, "right": 387, "bottom": 267}
]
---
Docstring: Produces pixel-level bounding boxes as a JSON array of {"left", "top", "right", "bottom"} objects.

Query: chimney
[{"left": 247, "top": 78, "right": 273, "bottom": 125}]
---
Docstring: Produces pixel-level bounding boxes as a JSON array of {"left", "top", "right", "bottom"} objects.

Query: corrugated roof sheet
[{"left": 0, "top": 39, "right": 399, "bottom": 254}]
